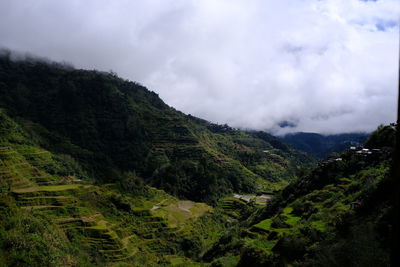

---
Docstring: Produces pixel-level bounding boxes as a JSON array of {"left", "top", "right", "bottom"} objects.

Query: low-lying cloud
[{"left": 0, "top": 0, "right": 398, "bottom": 134}]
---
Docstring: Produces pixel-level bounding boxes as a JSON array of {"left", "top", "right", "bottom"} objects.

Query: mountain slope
[
  {"left": 0, "top": 51, "right": 395, "bottom": 266},
  {"left": 0, "top": 109, "right": 231, "bottom": 266},
  {"left": 280, "top": 132, "right": 369, "bottom": 159},
  {"left": 0, "top": 51, "right": 312, "bottom": 204},
  {"left": 0, "top": 51, "right": 315, "bottom": 265},
  {"left": 204, "top": 125, "right": 396, "bottom": 266}
]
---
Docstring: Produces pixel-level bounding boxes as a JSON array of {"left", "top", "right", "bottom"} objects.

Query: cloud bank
[{"left": 0, "top": 0, "right": 398, "bottom": 134}]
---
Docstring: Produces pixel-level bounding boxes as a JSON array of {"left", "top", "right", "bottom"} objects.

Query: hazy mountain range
[{"left": 279, "top": 132, "right": 370, "bottom": 159}]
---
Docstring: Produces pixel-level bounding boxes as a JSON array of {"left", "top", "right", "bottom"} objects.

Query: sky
[{"left": 0, "top": 0, "right": 398, "bottom": 135}]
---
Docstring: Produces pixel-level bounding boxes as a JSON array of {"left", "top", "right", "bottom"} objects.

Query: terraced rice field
[
  {"left": 232, "top": 193, "right": 272, "bottom": 205},
  {"left": 152, "top": 200, "right": 212, "bottom": 228},
  {"left": 218, "top": 197, "right": 248, "bottom": 218},
  {"left": 1, "top": 145, "right": 212, "bottom": 264},
  {"left": 242, "top": 205, "right": 305, "bottom": 254},
  {"left": 0, "top": 146, "right": 139, "bottom": 262}
]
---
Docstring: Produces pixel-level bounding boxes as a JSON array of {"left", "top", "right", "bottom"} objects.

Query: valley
[{"left": 0, "top": 53, "right": 396, "bottom": 266}]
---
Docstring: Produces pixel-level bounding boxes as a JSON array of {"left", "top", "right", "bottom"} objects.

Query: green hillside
[
  {"left": 0, "top": 53, "right": 314, "bottom": 266},
  {"left": 0, "top": 52, "right": 312, "bottom": 204},
  {"left": 0, "top": 109, "right": 233, "bottom": 265},
  {"left": 203, "top": 125, "right": 396, "bottom": 266},
  {"left": 280, "top": 132, "right": 369, "bottom": 159},
  {"left": 1, "top": 52, "right": 395, "bottom": 266}
]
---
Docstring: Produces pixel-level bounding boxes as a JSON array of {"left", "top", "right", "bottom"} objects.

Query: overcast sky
[{"left": 0, "top": 0, "right": 398, "bottom": 135}]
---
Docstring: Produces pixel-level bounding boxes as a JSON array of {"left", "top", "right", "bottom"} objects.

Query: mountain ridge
[
  {"left": 0, "top": 50, "right": 396, "bottom": 266},
  {"left": 203, "top": 124, "right": 396, "bottom": 266},
  {"left": 279, "top": 131, "right": 370, "bottom": 159},
  {"left": 0, "top": 52, "right": 313, "bottom": 204}
]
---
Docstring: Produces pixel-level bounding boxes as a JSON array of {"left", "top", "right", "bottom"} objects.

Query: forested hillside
[
  {"left": 0, "top": 51, "right": 312, "bottom": 204},
  {"left": 0, "top": 109, "right": 233, "bottom": 265},
  {"left": 204, "top": 125, "right": 397, "bottom": 266},
  {"left": 280, "top": 132, "right": 369, "bottom": 159},
  {"left": 0, "top": 52, "right": 396, "bottom": 266}
]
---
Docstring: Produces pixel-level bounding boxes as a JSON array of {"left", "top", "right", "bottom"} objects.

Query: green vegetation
[
  {"left": 0, "top": 77, "right": 232, "bottom": 265},
  {"left": 0, "top": 54, "right": 296, "bottom": 265},
  {"left": 0, "top": 126, "right": 228, "bottom": 265},
  {"left": 280, "top": 132, "right": 369, "bottom": 159},
  {"left": 204, "top": 125, "right": 396, "bottom": 266},
  {"left": 0, "top": 52, "right": 395, "bottom": 266},
  {"left": 253, "top": 218, "right": 272, "bottom": 231},
  {"left": 0, "top": 52, "right": 312, "bottom": 204}
]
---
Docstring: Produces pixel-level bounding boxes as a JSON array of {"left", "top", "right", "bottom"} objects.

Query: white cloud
[{"left": 0, "top": 0, "right": 398, "bottom": 134}]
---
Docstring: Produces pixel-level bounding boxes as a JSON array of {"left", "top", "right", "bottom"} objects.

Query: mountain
[
  {"left": 203, "top": 124, "right": 397, "bottom": 266},
  {"left": 0, "top": 108, "right": 233, "bottom": 265},
  {"left": 0, "top": 51, "right": 312, "bottom": 205},
  {"left": 0, "top": 51, "right": 396, "bottom": 266},
  {"left": 0, "top": 51, "right": 318, "bottom": 266},
  {"left": 280, "top": 132, "right": 369, "bottom": 159}
]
